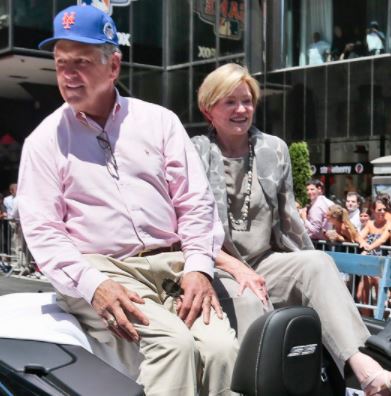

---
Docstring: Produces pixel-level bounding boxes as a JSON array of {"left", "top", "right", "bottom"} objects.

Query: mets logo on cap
[{"left": 77, "top": 0, "right": 134, "bottom": 15}]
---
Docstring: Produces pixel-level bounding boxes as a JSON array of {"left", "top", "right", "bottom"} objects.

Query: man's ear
[{"left": 111, "top": 52, "right": 122, "bottom": 81}]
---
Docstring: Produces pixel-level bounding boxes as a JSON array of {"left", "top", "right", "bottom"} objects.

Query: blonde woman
[
  {"left": 192, "top": 63, "right": 391, "bottom": 395},
  {"left": 325, "top": 204, "right": 368, "bottom": 247}
]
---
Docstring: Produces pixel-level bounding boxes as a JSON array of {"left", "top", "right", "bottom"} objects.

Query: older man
[{"left": 17, "top": 5, "right": 238, "bottom": 396}]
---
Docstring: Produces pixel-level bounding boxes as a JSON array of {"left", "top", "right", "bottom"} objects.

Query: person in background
[
  {"left": 3, "top": 183, "right": 17, "bottom": 219},
  {"left": 0, "top": 193, "right": 7, "bottom": 219},
  {"left": 325, "top": 204, "right": 367, "bottom": 247},
  {"left": 17, "top": 5, "right": 238, "bottom": 396},
  {"left": 192, "top": 62, "right": 391, "bottom": 396},
  {"left": 3, "top": 183, "right": 18, "bottom": 264},
  {"left": 346, "top": 191, "right": 362, "bottom": 231},
  {"left": 376, "top": 192, "right": 391, "bottom": 222},
  {"left": 360, "top": 206, "right": 372, "bottom": 230},
  {"left": 357, "top": 198, "right": 391, "bottom": 318},
  {"left": 366, "top": 21, "right": 385, "bottom": 55},
  {"left": 360, "top": 198, "right": 391, "bottom": 256},
  {"left": 308, "top": 32, "right": 330, "bottom": 65},
  {"left": 328, "top": 25, "right": 347, "bottom": 61},
  {"left": 300, "top": 179, "right": 334, "bottom": 240},
  {"left": 340, "top": 41, "right": 365, "bottom": 60}
]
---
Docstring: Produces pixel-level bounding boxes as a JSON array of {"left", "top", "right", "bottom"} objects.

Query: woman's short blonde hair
[{"left": 197, "top": 63, "right": 261, "bottom": 114}]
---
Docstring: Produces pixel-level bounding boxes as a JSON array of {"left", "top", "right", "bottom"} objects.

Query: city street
[{"left": 0, "top": 275, "right": 53, "bottom": 296}]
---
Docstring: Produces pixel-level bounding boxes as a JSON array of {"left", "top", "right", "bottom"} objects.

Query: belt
[{"left": 137, "top": 242, "right": 181, "bottom": 257}]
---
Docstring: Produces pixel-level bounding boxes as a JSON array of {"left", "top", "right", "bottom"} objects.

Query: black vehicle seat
[{"left": 231, "top": 306, "right": 322, "bottom": 396}]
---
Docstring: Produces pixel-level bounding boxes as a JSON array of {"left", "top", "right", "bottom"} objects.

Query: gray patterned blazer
[{"left": 191, "top": 126, "right": 313, "bottom": 262}]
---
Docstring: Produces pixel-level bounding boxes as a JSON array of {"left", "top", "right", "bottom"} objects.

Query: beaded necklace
[{"left": 227, "top": 142, "right": 254, "bottom": 231}]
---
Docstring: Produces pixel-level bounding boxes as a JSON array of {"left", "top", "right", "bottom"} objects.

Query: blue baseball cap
[{"left": 39, "top": 5, "right": 119, "bottom": 51}]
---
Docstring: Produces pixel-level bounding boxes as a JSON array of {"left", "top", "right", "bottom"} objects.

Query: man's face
[
  {"left": 346, "top": 195, "right": 359, "bottom": 212},
  {"left": 54, "top": 40, "right": 120, "bottom": 117},
  {"left": 306, "top": 184, "right": 321, "bottom": 202}
]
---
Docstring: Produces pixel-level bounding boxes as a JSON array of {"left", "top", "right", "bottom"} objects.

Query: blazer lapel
[
  {"left": 208, "top": 140, "right": 243, "bottom": 260},
  {"left": 250, "top": 128, "right": 278, "bottom": 209}
]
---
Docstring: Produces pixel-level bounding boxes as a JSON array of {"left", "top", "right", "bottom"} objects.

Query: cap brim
[{"left": 39, "top": 36, "right": 112, "bottom": 51}]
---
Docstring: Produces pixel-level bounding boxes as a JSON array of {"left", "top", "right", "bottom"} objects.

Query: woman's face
[
  {"left": 374, "top": 201, "right": 386, "bottom": 221},
  {"left": 206, "top": 82, "right": 254, "bottom": 138},
  {"left": 326, "top": 214, "right": 340, "bottom": 227},
  {"left": 360, "top": 212, "right": 370, "bottom": 224}
]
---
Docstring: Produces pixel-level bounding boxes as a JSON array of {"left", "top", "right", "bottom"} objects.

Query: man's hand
[
  {"left": 92, "top": 279, "right": 149, "bottom": 342},
  {"left": 177, "top": 272, "right": 223, "bottom": 328}
]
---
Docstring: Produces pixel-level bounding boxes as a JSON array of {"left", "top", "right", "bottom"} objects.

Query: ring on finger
[{"left": 107, "top": 315, "right": 118, "bottom": 327}]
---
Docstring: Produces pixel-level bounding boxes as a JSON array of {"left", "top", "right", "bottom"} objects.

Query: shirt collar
[{"left": 73, "top": 88, "right": 122, "bottom": 128}]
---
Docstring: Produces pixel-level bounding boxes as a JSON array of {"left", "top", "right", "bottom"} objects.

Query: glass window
[
  {"left": 0, "top": 0, "right": 9, "bottom": 50},
  {"left": 13, "top": 0, "right": 52, "bottom": 49},
  {"left": 349, "top": 59, "right": 371, "bottom": 137},
  {"left": 285, "top": 69, "right": 305, "bottom": 141},
  {"left": 112, "top": 5, "right": 131, "bottom": 63},
  {"left": 192, "top": 0, "right": 245, "bottom": 61},
  {"left": 130, "top": 67, "right": 163, "bottom": 105},
  {"left": 305, "top": 66, "right": 326, "bottom": 140},
  {"left": 55, "top": 0, "right": 74, "bottom": 12},
  {"left": 219, "top": 0, "right": 245, "bottom": 57},
  {"left": 261, "top": 71, "right": 285, "bottom": 139},
  {"left": 168, "top": 0, "right": 190, "bottom": 65},
  {"left": 193, "top": 1, "right": 217, "bottom": 61},
  {"left": 326, "top": 62, "right": 348, "bottom": 138},
  {"left": 192, "top": 63, "right": 217, "bottom": 123},
  {"left": 131, "top": 0, "right": 162, "bottom": 65},
  {"left": 282, "top": 0, "right": 389, "bottom": 69},
  {"left": 373, "top": 57, "right": 391, "bottom": 136},
  {"left": 166, "top": 69, "right": 190, "bottom": 124}
]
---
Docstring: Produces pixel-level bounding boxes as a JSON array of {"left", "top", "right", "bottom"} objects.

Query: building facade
[{"left": 0, "top": 0, "right": 390, "bottom": 198}]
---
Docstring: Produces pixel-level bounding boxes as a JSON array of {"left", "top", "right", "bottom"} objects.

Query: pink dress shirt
[
  {"left": 304, "top": 195, "right": 334, "bottom": 240},
  {"left": 18, "top": 93, "right": 224, "bottom": 302}
]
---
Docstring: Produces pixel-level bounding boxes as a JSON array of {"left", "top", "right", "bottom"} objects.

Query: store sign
[
  {"left": 78, "top": 0, "right": 136, "bottom": 16},
  {"left": 194, "top": 0, "right": 244, "bottom": 40},
  {"left": 311, "top": 162, "right": 373, "bottom": 175}
]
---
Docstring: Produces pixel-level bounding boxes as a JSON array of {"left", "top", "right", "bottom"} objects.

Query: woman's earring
[{"left": 207, "top": 123, "right": 214, "bottom": 134}]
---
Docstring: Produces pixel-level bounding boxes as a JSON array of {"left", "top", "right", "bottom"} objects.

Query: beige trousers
[
  {"left": 215, "top": 249, "right": 369, "bottom": 372},
  {"left": 56, "top": 252, "right": 239, "bottom": 396}
]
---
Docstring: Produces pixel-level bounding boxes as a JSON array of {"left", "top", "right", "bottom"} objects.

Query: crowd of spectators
[{"left": 299, "top": 178, "right": 391, "bottom": 317}]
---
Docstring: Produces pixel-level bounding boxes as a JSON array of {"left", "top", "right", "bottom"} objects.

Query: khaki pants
[
  {"left": 56, "top": 252, "right": 239, "bottom": 396},
  {"left": 215, "top": 250, "right": 369, "bottom": 373}
]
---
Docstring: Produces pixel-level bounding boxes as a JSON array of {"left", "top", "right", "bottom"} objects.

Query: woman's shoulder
[
  {"left": 191, "top": 134, "right": 211, "bottom": 152},
  {"left": 253, "top": 129, "right": 289, "bottom": 151},
  {"left": 191, "top": 134, "right": 210, "bottom": 144}
]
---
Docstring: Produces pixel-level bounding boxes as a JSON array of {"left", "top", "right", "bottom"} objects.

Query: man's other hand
[
  {"left": 177, "top": 272, "right": 223, "bottom": 328},
  {"left": 92, "top": 279, "right": 149, "bottom": 342}
]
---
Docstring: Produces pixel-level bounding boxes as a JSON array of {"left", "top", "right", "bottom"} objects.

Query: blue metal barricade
[{"left": 314, "top": 240, "right": 391, "bottom": 320}]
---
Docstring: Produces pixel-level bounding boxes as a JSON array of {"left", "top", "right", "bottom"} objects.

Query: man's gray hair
[{"left": 99, "top": 43, "right": 122, "bottom": 64}]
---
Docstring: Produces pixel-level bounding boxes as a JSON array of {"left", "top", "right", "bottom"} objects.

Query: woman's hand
[
  {"left": 232, "top": 266, "right": 269, "bottom": 305},
  {"left": 215, "top": 251, "right": 269, "bottom": 306},
  {"left": 359, "top": 241, "right": 370, "bottom": 251}
]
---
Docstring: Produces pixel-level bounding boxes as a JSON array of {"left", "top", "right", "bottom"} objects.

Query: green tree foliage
[{"left": 289, "top": 141, "right": 312, "bottom": 207}]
